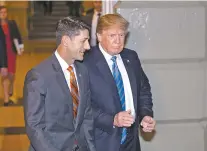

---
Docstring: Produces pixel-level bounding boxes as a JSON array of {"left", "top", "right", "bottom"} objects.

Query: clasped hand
[{"left": 113, "top": 110, "right": 134, "bottom": 127}]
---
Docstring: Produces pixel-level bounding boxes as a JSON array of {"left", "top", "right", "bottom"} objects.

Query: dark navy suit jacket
[{"left": 83, "top": 46, "right": 153, "bottom": 151}]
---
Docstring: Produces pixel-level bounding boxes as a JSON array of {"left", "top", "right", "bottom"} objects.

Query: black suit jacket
[
  {"left": 83, "top": 46, "right": 153, "bottom": 151},
  {"left": 86, "top": 8, "right": 94, "bottom": 16},
  {"left": 80, "top": 11, "right": 93, "bottom": 30},
  {"left": 23, "top": 54, "right": 96, "bottom": 151},
  {"left": 81, "top": 11, "right": 101, "bottom": 46},
  {"left": 0, "top": 20, "right": 23, "bottom": 68},
  {"left": 0, "top": 26, "right": 6, "bottom": 68}
]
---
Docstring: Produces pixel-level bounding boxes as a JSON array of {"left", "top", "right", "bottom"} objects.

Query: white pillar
[{"left": 102, "top": 0, "right": 118, "bottom": 15}]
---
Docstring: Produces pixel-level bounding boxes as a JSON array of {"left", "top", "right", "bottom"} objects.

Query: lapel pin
[
  {"left": 79, "top": 74, "right": 81, "bottom": 77},
  {"left": 127, "top": 60, "right": 130, "bottom": 63}
]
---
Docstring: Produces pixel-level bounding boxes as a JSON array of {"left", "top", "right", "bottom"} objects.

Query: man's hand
[
  {"left": 140, "top": 116, "right": 156, "bottom": 132},
  {"left": 0, "top": 68, "right": 8, "bottom": 77},
  {"left": 113, "top": 110, "right": 134, "bottom": 127}
]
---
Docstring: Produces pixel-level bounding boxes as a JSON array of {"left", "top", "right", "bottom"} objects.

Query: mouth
[
  {"left": 113, "top": 45, "right": 121, "bottom": 48},
  {"left": 80, "top": 50, "right": 85, "bottom": 55},
  {"left": 113, "top": 47, "right": 121, "bottom": 50}
]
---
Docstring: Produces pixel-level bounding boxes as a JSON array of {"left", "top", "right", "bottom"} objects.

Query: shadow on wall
[{"left": 140, "top": 128, "right": 156, "bottom": 141}]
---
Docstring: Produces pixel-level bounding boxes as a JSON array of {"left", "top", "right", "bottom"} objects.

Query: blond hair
[{"left": 96, "top": 13, "right": 129, "bottom": 34}]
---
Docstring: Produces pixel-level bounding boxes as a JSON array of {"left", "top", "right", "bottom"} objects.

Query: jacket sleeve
[
  {"left": 23, "top": 69, "right": 59, "bottom": 151},
  {"left": 139, "top": 67, "right": 153, "bottom": 120},
  {"left": 12, "top": 20, "right": 23, "bottom": 48},
  {"left": 82, "top": 68, "right": 96, "bottom": 151},
  {"left": 0, "top": 26, "right": 7, "bottom": 68},
  {"left": 134, "top": 52, "right": 154, "bottom": 121},
  {"left": 83, "top": 90, "right": 96, "bottom": 151},
  {"left": 91, "top": 101, "right": 116, "bottom": 134}
]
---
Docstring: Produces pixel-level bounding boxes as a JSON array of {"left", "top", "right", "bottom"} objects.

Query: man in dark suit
[
  {"left": 23, "top": 16, "right": 96, "bottom": 151},
  {"left": 42, "top": 1, "right": 53, "bottom": 16},
  {"left": 83, "top": 14, "right": 156, "bottom": 151},
  {"left": 81, "top": 1, "right": 102, "bottom": 46},
  {"left": 66, "top": 1, "right": 82, "bottom": 17}
]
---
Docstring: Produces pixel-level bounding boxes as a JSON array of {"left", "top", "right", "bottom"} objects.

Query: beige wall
[
  {"left": 0, "top": 1, "right": 5, "bottom": 6},
  {"left": 5, "top": 1, "right": 28, "bottom": 38},
  {"left": 118, "top": 1, "right": 207, "bottom": 151},
  {"left": 82, "top": 1, "right": 94, "bottom": 12}
]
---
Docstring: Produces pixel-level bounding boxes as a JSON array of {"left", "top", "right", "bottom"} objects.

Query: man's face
[
  {"left": 0, "top": 8, "right": 7, "bottom": 20},
  {"left": 67, "top": 29, "right": 90, "bottom": 61},
  {"left": 97, "top": 26, "right": 126, "bottom": 55},
  {"left": 93, "top": 1, "right": 102, "bottom": 12}
]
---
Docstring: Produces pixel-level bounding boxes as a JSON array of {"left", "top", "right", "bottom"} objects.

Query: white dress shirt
[
  {"left": 99, "top": 44, "right": 136, "bottom": 118},
  {"left": 55, "top": 51, "right": 79, "bottom": 91},
  {"left": 90, "top": 10, "right": 101, "bottom": 46}
]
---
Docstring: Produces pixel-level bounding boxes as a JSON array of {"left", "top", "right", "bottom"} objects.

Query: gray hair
[{"left": 56, "top": 16, "right": 90, "bottom": 45}]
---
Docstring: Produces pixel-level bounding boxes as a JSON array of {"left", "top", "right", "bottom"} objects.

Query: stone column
[
  {"left": 102, "top": 0, "right": 119, "bottom": 14},
  {"left": 117, "top": 1, "right": 206, "bottom": 151}
]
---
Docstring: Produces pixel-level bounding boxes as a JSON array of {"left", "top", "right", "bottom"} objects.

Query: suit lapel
[
  {"left": 8, "top": 21, "right": 13, "bottom": 39},
  {"left": 121, "top": 52, "right": 138, "bottom": 114},
  {"left": 52, "top": 54, "right": 86, "bottom": 128},
  {"left": 51, "top": 54, "right": 73, "bottom": 107},
  {"left": 96, "top": 61, "right": 117, "bottom": 92},
  {"left": 74, "top": 61, "right": 85, "bottom": 129},
  {"left": 92, "top": 47, "right": 138, "bottom": 114},
  {"left": 94, "top": 46, "right": 122, "bottom": 110}
]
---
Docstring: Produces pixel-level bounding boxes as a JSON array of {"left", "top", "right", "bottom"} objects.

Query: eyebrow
[{"left": 80, "top": 37, "right": 89, "bottom": 41}]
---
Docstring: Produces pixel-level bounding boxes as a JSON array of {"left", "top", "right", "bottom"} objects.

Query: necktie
[
  {"left": 97, "top": 12, "right": 101, "bottom": 18},
  {"left": 111, "top": 56, "right": 127, "bottom": 144},
  {"left": 68, "top": 66, "right": 79, "bottom": 118}
]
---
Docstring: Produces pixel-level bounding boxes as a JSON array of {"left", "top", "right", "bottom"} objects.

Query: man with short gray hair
[{"left": 23, "top": 16, "right": 95, "bottom": 151}]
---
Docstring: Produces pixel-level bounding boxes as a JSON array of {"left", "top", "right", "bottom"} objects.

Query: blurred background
[
  {"left": 0, "top": 1, "right": 96, "bottom": 151},
  {"left": 0, "top": 1, "right": 207, "bottom": 151},
  {"left": 0, "top": 1, "right": 96, "bottom": 104}
]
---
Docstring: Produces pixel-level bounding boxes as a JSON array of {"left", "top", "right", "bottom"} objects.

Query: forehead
[
  {"left": 0, "top": 8, "right": 7, "bottom": 12},
  {"left": 93, "top": 1, "right": 102, "bottom": 4},
  {"left": 74, "top": 29, "right": 89, "bottom": 40},
  {"left": 102, "top": 26, "right": 125, "bottom": 34}
]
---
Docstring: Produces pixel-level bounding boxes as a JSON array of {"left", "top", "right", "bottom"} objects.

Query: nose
[
  {"left": 84, "top": 40, "right": 90, "bottom": 50},
  {"left": 114, "top": 35, "right": 121, "bottom": 44}
]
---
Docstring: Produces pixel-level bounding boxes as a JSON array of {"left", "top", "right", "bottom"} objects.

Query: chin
[
  {"left": 114, "top": 49, "right": 123, "bottom": 54},
  {"left": 77, "top": 57, "right": 84, "bottom": 61},
  {"left": 113, "top": 46, "right": 123, "bottom": 50}
]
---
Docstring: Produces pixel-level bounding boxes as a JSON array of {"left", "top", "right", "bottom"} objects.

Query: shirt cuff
[{"left": 19, "top": 44, "right": 24, "bottom": 49}]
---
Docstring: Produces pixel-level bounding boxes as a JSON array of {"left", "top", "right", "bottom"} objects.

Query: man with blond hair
[{"left": 84, "top": 13, "right": 156, "bottom": 151}]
